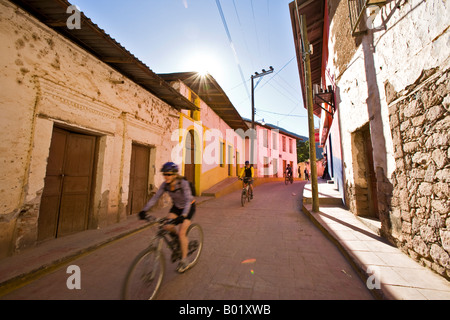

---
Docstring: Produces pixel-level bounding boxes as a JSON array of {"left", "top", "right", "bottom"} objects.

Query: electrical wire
[{"left": 215, "top": 0, "right": 250, "bottom": 100}]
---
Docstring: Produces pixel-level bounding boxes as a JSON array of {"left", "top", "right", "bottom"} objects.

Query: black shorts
[{"left": 169, "top": 202, "right": 196, "bottom": 220}]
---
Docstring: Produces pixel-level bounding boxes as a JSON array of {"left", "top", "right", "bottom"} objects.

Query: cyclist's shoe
[
  {"left": 138, "top": 211, "right": 147, "bottom": 220},
  {"left": 177, "top": 259, "right": 189, "bottom": 273}
]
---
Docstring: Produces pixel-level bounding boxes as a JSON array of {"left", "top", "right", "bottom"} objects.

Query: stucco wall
[{"left": 0, "top": 0, "right": 178, "bottom": 257}]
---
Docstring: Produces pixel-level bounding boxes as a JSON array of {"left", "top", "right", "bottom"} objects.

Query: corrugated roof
[
  {"left": 289, "top": 0, "right": 325, "bottom": 117},
  {"left": 11, "top": 0, "right": 198, "bottom": 111},
  {"left": 159, "top": 72, "right": 249, "bottom": 131}
]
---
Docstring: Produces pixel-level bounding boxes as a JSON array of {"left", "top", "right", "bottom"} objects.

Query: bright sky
[{"left": 71, "top": 0, "right": 319, "bottom": 137}]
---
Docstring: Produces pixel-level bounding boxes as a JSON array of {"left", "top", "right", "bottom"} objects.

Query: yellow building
[{"left": 160, "top": 73, "right": 250, "bottom": 196}]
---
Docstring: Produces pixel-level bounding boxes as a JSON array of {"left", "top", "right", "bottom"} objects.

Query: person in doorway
[
  {"left": 239, "top": 161, "right": 254, "bottom": 199},
  {"left": 138, "top": 162, "right": 195, "bottom": 273},
  {"left": 304, "top": 162, "right": 309, "bottom": 181},
  {"left": 322, "top": 154, "right": 331, "bottom": 180}
]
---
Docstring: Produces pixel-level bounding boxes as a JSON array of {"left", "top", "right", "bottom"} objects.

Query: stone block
[
  {"left": 412, "top": 152, "right": 429, "bottom": 165},
  {"left": 403, "top": 100, "right": 421, "bottom": 118},
  {"left": 431, "top": 200, "right": 448, "bottom": 215},
  {"left": 411, "top": 114, "right": 426, "bottom": 127},
  {"left": 418, "top": 182, "right": 433, "bottom": 196},
  {"left": 436, "top": 168, "right": 450, "bottom": 182},
  {"left": 440, "top": 230, "right": 450, "bottom": 253},
  {"left": 412, "top": 236, "right": 430, "bottom": 257},
  {"left": 433, "top": 182, "right": 450, "bottom": 198},
  {"left": 430, "top": 244, "right": 450, "bottom": 268},
  {"left": 432, "top": 148, "right": 447, "bottom": 168},
  {"left": 420, "top": 225, "right": 439, "bottom": 243},
  {"left": 422, "top": 91, "right": 444, "bottom": 109},
  {"left": 402, "top": 221, "right": 412, "bottom": 234},
  {"left": 403, "top": 141, "right": 419, "bottom": 153}
]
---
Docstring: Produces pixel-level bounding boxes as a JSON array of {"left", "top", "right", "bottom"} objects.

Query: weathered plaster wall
[
  {"left": 0, "top": 0, "right": 178, "bottom": 257},
  {"left": 326, "top": 0, "right": 449, "bottom": 278}
]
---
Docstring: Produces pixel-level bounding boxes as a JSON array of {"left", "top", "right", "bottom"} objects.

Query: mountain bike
[
  {"left": 239, "top": 177, "right": 253, "bottom": 206},
  {"left": 122, "top": 216, "right": 203, "bottom": 300}
]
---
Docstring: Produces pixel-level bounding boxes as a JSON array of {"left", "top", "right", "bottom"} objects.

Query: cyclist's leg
[
  {"left": 178, "top": 203, "right": 195, "bottom": 272},
  {"left": 178, "top": 218, "right": 191, "bottom": 260},
  {"left": 163, "top": 212, "right": 178, "bottom": 234}
]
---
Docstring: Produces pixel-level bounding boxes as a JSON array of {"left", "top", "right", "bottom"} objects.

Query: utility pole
[
  {"left": 298, "top": 13, "right": 319, "bottom": 212},
  {"left": 251, "top": 67, "right": 274, "bottom": 164}
]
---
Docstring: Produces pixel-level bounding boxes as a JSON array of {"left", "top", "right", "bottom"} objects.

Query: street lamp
[{"left": 250, "top": 66, "right": 274, "bottom": 164}]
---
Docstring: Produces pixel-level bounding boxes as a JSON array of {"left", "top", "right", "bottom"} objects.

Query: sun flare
[{"left": 187, "top": 51, "right": 222, "bottom": 79}]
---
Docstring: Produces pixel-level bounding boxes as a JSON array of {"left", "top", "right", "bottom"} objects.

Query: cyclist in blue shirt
[{"left": 139, "top": 162, "right": 195, "bottom": 273}]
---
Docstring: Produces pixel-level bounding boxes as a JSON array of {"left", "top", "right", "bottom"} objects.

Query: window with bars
[{"left": 348, "top": 0, "right": 386, "bottom": 36}]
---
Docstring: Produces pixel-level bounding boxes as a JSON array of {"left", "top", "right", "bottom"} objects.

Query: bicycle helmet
[
  {"left": 245, "top": 161, "right": 250, "bottom": 165},
  {"left": 161, "top": 162, "right": 179, "bottom": 173}
]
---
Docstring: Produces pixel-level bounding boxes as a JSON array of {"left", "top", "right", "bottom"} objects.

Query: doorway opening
[
  {"left": 38, "top": 127, "right": 96, "bottom": 241},
  {"left": 351, "top": 124, "right": 379, "bottom": 219}
]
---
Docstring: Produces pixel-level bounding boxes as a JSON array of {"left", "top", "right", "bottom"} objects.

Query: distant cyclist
[
  {"left": 285, "top": 164, "right": 293, "bottom": 179},
  {"left": 138, "top": 162, "right": 195, "bottom": 273},
  {"left": 239, "top": 161, "right": 254, "bottom": 199}
]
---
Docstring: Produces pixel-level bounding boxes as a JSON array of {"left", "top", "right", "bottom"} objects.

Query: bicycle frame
[{"left": 149, "top": 219, "right": 182, "bottom": 261}]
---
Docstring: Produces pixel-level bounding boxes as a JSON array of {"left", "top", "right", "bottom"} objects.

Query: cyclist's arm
[
  {"left": 141, "top": 182, "right": 166, "bottom": 212},
  {"left": 239, "top": 167, "right": 245, "bottom": 178},
  {"left": 251, "top": 167, "right": 254, "bottom": 178}
]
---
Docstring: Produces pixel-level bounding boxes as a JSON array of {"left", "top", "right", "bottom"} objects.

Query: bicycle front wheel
[
  {"left": 185, "top": 223, "right": 204, "bottom": 269},
  {"left": 241, "top": 189, "right": 246, "bottom": 207},
  {"left": 122, "top": 247, "right": 165, "bottom": 300}
]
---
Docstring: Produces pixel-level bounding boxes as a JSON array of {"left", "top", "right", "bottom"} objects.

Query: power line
[
  {"left": 256, "top": 56, "right": 295, "bottom": 91},
  {"left": 215, "top": 0, "right": 250, "bottom": 100},
  {"left": 256, "top": 108, "right": 307, "bottom": 118}
]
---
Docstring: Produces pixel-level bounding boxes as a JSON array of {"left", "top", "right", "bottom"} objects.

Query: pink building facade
[{"left": 244, "top": 120, "right": 300, "bottom": 178}]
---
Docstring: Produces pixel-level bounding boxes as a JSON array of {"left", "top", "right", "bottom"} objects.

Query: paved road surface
[{"left": 2, "top": 181, "right": 374, "bottom": 300}]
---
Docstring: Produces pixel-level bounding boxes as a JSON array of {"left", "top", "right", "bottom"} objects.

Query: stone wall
[{"left": 387, "top": 67, "right": 450, "bottom": 279}]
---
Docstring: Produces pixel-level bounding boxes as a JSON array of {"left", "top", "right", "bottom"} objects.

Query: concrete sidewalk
[{"left": 302, "top": 180, "right": 450, "bottom": 300}]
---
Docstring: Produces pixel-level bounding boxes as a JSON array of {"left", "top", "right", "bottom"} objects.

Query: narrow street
[{"left": 2, "top": 181, "right": 374, "bottom": 300}]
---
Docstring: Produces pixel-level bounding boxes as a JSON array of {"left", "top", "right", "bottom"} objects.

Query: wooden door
[
  {"left": 362, "top": 127, "right": 379, "bottom": 218},
  {"left": 127, "top": 144, "right": 150, "bottom": 215},
  {"left": 38, "top": 128, "right": 95, "bottom": 241}
]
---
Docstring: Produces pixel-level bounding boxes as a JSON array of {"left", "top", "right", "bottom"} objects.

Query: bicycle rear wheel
[
  {"left": 185, "top": 223, "right": 203, "bottom": 269},
  {"left": 122, "top": 247, "right": 165, "bottom": 300}
]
